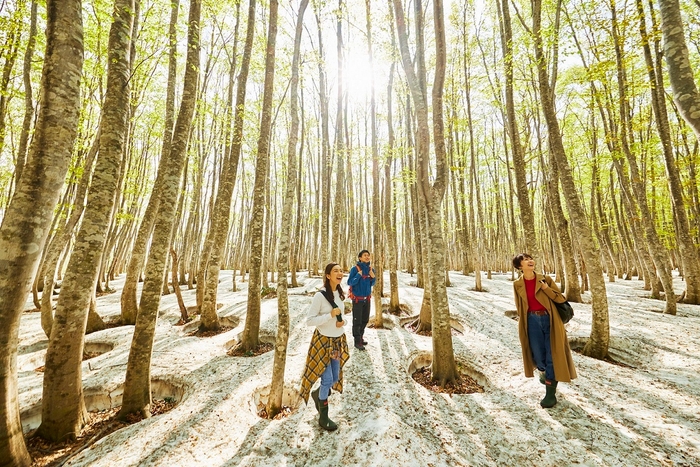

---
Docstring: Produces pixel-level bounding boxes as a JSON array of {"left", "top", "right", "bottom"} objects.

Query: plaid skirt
[{"left": 299, "top": 329, "right": 350, "bottom": 403}]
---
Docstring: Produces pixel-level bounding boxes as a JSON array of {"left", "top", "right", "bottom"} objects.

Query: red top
[{"left": 524, "top": 278, "right": 547, "bottom": 312}]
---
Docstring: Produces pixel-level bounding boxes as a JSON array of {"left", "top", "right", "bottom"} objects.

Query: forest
[{"left": 1, "top": 0, "right": 699, "bottom": 465}]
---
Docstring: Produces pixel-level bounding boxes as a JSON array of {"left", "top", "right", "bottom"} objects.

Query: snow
[{"left": 17, "top": 270, "right": 700, "bottom": 466}]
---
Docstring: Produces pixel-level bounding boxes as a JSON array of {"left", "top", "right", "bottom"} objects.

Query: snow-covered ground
[{"left": 17, "top": 269, "right": 700, "bottom": 466}]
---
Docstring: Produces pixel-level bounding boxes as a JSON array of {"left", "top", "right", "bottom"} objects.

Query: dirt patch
[
  {"left": 227, "top": 342, "right": 274, "bottom": 357},
  {"left": 404, "top": 320, "right": 462, "bottom": 337},
  {"left": 26, "top": 399, "right": 176, "bottom": 467},
  {"left": 382, "top": 303, "right": 413, "bottom": 316},
  {"left": 187, "top": 325, "right": 233, "bottom": 338},
  {"left": 411, "top": 366, "right": 485, "bottom": 395},
  {"left": 257, "top": 405, "right": 293, "bottom": 420}
]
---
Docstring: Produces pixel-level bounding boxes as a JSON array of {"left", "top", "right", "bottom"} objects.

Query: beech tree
[
  {"left": 393, "top": 0, "right": 457, "bottom": 386},
  {"left": 239, "top": 0, "right": 279, "bottom": 351},
  {"left": 37, "top": 0, "right": 136, "bottom": 442},
  {"left": 119, "top": 0, "right": 200, "bottom": 419},
  {"left": 0, "top": 1, "right": 84, "bottom": 464}
]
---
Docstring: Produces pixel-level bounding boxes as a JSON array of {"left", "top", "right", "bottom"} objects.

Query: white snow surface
[{"left": 17, "top": 270, "right": 700, "bottom": 466}]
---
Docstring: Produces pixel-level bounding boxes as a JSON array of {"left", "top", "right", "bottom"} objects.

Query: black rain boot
[
  {"left": 354, "top": 338, "right": 365, "bottom": 351},
  {"left": 311, "top": 387, "right": 321, "bottom": 413},
  {"left": 540, "top": 380, "right": 558, "bottom": 408},
  {"left": 318, "top": 399, "right": 338, "bottom": 431}
]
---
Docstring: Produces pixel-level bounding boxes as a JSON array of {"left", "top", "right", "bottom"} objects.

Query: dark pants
[
  {"left": 352, "top": 300, "right": 370, "bottom": 341},
  {"left": 527, "top": 313, "right": 555, "bottom": 381}
]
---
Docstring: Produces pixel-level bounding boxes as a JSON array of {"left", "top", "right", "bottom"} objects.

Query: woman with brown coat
[{"left": 512, "top": 253, "right": 577, "bottom": 408}]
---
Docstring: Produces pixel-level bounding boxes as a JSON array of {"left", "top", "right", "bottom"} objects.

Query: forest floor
[{"left": 17, "top": 269, "right": 700, "bottom": 466}]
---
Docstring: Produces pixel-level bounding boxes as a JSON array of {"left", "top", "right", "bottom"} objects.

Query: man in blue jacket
[{"left": 347, "top": 249, "right": 376, "bottom": 350}]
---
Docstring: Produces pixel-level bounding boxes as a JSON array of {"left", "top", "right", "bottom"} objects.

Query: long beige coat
[{"left": 513, "top": 273, "right": 577, "bottom": 382}]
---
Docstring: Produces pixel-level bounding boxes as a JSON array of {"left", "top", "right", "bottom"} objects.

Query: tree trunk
[
  {"left": 640, "top": 0, "right": 700, "bottom": 304},
  {"left": 532, "top": 0, "right": 609, "bottom": 359},
  {"left": 267, "top": 0, "right": 305, "bottom": 419},
  {"left": 37, "top": 0, "right": 135, "bottom": 442},
  {"left": 199, "top": 0, "right": 251, "bottom": 331},
  {"left": 40, "top": 131, "right": 100, "bottom": 337},
  {"left": 657, "top": 0, "right": 700, "bottom": 139},
  {"left": 314, "top": 7, "right": 331, "bottom": 267},
  {"left": 170, "top": 248, "right": 188, "bottom": 322},
  {"left": 385, "top": 5, "right": 400, "bottom": 313},
  {"left": 120, "top": 0, "right": 179, "bottom": 325},
  {"left": 13, "top": 0, "right": 38, "bottom": 190},
  {"left": 364, "top": 0, "right": 384, "bottom": 328},
  {"left": 240, "top": 0, "right": 278, "bottom": 351},
  {"left": 0, "top": 1, "right": 83, "bottom": 463},
  {"left": 119, "top": 0, "right": 200, "bottom": 420},
  {"left": 499, "top": 0, "right": 538, "bottom": 256},
  {"left": 393, "top": 0, "right": 457, "bottom": 385},
  {"left": 609, "top": 0, "right": 676, "bottom": 315}
]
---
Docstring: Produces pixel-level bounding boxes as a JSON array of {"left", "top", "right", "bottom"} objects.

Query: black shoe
[{"left": 354, "top": 342, "right": 365, "bottom": 351}]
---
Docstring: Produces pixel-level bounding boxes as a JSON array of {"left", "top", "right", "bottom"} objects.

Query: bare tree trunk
[
  {"left": 385, "top": 4, "right": 400, "bottom": 313},
  {"left": 0, "top": 1, "right": 83, "bottom": 462},
  {"left": 393, "top": 0, "right": 457, "bottom": 385},
  {"left": 171, "top": 249, "right": 188, "bottom": 322},
  {"left": 37, "top": 0, "right": 135, "bottom": 442},
  {"left": 240, "top": 0, "right": 279, "bottom": 351},
  {"left": 119, "top": 0, "right": 200, "bottom": 420},
  {"left": 267, "top": 0, "right": 305, "bottom": 419},
  {"left": 609, "top": 0, "right": 676, "bottom": 314},
  {"left": 640, "top": 0, "right": 700, "bottom": 304},
  {"left": 330, "top": 0, "right": 346, "bottom": 262},
  {"left": 314, "top": 6, "right": 331, "bottom": 266},
  {"left": 120, "top": 0, "right": 179, "bottom": 325},
  {"left": 199, "top": 0, "right": 251, "bottom": 331},
  {"left": 13, "top": 0, "right": 38, "bottom": 189},
  {"left": 657, "top": 0, "right": 700, "bottom": 139},
  {"left": 498, "top": 0, "right": 538, "bottom": 256},
  {"left": 40, "top": 132, "right": 99, "bottom": 337},
  {"left": 532, "top": 0, "right": 609, "bottom": 359}
]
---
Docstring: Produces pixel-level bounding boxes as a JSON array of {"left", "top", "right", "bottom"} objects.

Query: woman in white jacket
[{"left": 299, "top": 262, "right": 350, "bottom": 431}]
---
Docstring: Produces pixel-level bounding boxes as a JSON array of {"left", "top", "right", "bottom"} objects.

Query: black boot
[
  {"left": 361, "top": 335, "right": 368, "bottom": 345},
  {"left": 540, "top": 380, "right": 558, "bottom": 408},
  {"left": 311, "top": 387, "right": 320, "bottom": 413},
  {"left": 318, "top": 399, "right": 338, "bottom": 431},
  {"left": 354, "top": 338, "right": 365, "bottom": 351}
]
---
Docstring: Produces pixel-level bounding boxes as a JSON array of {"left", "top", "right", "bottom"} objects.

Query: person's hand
[
  {"left": 369, "top": 268, "right": 375, "bottom": 279},
  {"left": 330, "top": 307, "right": 341, "bottom": 317},
  {"left": 540, "top": 279, "right": 549, "bottom": 290},
  {"left": 335, "top": 319, "right": 345, "bottom": 328}
]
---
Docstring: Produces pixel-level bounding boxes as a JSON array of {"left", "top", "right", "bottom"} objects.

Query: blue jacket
[{"left": 347, "top": 261, "right": 376, "bottom": 298}]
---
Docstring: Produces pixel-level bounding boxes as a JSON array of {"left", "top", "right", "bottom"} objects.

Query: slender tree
[
  {"left": 0, "top": 1, "right": 84, "bottom": 464},
  {"left": 268, "top": 0, "right": 307, "bottom": 419},
  {"left": 37, "top": 0, "right": 136, "bottom": 442},
  {"left": 532, "top": 0, "right": 609, "bottom": 359},
  {"left": 199, "top": 0, "right": 253, "bottom": 331},
  {"left": 393, "top": 0, "right": 457, "bottom": 385},
  {"left": 240, "top": 0, "right": 279, "bottom": 351},
  {"left": 119, "top": 0, "right": 200, "bottom": 419},
  {"left": 640, "top": 0, "right": 700, "bottom": 304},
  {"left": 120, "top": 0, "right": 180, "bottom": 324}
]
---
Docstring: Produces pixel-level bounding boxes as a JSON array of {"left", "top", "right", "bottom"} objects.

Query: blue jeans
[
  {"left": 527, "top": 313, "right": 554, "bottom": 381},
  {"left": 319, "top": 358, "right": 340, "bottom": 400}
]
